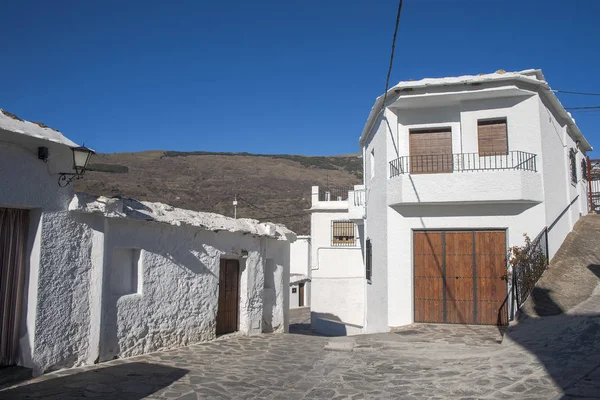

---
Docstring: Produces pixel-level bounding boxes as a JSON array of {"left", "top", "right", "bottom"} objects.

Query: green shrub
[{"left": 86, "top": 164, "right": 129, "bottom": 173}]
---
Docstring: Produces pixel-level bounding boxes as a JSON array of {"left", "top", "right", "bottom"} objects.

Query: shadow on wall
[
  {"left": 309, "top": 312, "right": 348, "bottom": 337},
  {"left": 99, "top": 222, "right": 220, "bottom": 362},
  {"left": 393, "top": 202, "right": 537, "bottom": 218},
  {"left": 504, "top": 264, "right": 600, "bottom": 398},
  {"left": 0, "top": 362, "right": 187, "bottom": 400},
  {"left": 262, "top": 259, "right": 276, "bottom": 333}
]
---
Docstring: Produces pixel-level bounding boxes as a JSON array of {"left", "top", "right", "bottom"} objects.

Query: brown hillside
[{"left": 74, "top": 151, "right": 363, "bottom": 235}]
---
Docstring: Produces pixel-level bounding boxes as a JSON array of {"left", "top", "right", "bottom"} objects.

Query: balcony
[
  {"left": 390, "top": 151, "right": 537, "bottom": 177},
  {"left": 387, "top": 151, "right": 543, "bottom": 205},
  {"left": 347, "top": 185, "right": 365, "bottom": 223}
]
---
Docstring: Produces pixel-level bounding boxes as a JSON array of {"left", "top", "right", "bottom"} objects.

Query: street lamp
[{"left": 58, "top": 145, "right": 95, "bottom": 187}]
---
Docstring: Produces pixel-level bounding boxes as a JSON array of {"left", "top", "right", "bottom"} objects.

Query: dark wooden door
[
  {"left": 216, "top": 259, "right": 240, "bottom": 335},
  {"left": 475, "top": 231, "right": 508, "bottom": 325},
  {"left": 298, "top": 283, "right": 305, "bottom": 307},
  {"left": 414, "top": 231, "right": 444, "bottom": 323},
  {"left": 414, "top": 230, "right": 507, "bottom": 325},
  {"left": 445, "top": 232, "right": 475, "bottom": 324},
  {"left": 0, "top": 208, "right": 29, "bottom": 366}
]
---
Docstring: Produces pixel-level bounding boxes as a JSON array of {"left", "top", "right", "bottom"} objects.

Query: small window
[
  {"left": 478, "top": 119, "right": 508, "bottom": 156},
  {"left": 365, "top": 238, "right": 372, "bottom": 281},
  {"left": 570, "top": 148, "right": 577, "bottom": 184},
  {"left": 370, "top": 148, "right": 375, "bottom": 179},
  {"left": 332, "top": 221, "right": 356, "bottom": 246}
]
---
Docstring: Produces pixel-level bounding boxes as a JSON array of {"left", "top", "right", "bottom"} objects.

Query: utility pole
[{"left": 233, "top": 194, "right": 238, "bottom": 219}]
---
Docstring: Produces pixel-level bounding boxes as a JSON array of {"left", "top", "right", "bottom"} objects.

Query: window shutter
[
  {"left": 478, "top": 119, "right": 508, "bottom": 156},
  {"left": 366, "top": 239, "right": 372, "bottom": 281},
  {"left": 570, "top": 148, "right": 577, "bottom": 184},
  {"left": 409, "top": 128, "right": 453, "bottom": 174}
]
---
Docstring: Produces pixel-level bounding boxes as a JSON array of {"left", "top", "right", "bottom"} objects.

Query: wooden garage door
[
  {"left": 414, "top": 230, "right": 507, "bottom": 325},
  {"left": 216, "top": 259, "right": 240, "bottom": 335}
]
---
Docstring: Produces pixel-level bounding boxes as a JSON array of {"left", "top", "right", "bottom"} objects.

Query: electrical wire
[
  {"left": 381, "top": 0, "right": 404, "bottom": 110},
  {"left": 564, "top": 106, "right": 600, "bottom": 110},
  {"left": 554, "top": 90, "right": 600, "bottom": 96},
  {"left": 236, "top": 195, "right": 276, "bottom": 215}
]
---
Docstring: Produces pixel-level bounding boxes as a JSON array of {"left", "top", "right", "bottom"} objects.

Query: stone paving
[{"left": 1, "top": 306, "right": 599, "bottom": 399}]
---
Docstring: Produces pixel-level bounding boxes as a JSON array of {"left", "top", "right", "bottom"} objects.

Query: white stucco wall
[
  {"left": 290, "top": 236, "right": 310, "bottom": 275},
  {"left": 26, "top": 209, "right": 291, "bottom": 373},
  {"left": 364, "top": 110, "right": 392, "bottom": 333},
  {"left": 538, "top": 96, "right": 589, "bottom": 258},
  {"left": 361, "top": 87, "right": 590, "bottom": 330},
  {"left": 309, "top": 203, "right": 366, "bottom": 330},
  {"left": 32, "top": 211, "right": 95, "bottom": 373},
  {"left": 0, "top": 130, "right": 79, "bottom": 373},
  {"left": 289, "top": 236, "right": 310, "bottom": 309},
  {"left": 0, "top": 131, "right": 74, "bottom": 212}
]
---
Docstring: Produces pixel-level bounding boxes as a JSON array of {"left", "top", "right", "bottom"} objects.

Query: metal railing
[
  {"left": 389, "top": 151, "right": 537, "bottom": 178},
  {"left": 510, "top": 227, "right": 549, "bottom": 317},
  {"left": 318, "top": 186, "right": 352, "bottom": 201}
]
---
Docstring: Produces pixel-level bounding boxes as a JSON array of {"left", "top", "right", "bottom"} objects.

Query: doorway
[
  {"left": 0, "top": 208, "right": 29, "bottom": 366},
  {"left": 216, "top": 259, "right": 240, "bottom": 335},
  {"left": 298, "top": 283, "right": 305, "bottom": 307}
]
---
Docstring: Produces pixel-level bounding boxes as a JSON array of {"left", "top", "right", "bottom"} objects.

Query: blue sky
[{"left": 1, "top": 0, "right": 599, "bottom": 156}]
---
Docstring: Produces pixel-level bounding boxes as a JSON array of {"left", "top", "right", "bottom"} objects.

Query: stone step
[{"left": 0, "top": 366, "right": 33, "bottom": 390}]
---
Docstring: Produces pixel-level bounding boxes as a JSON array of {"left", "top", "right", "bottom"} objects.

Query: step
[{"left": 0, "top": 365, "right": 33, "bottom": 390}]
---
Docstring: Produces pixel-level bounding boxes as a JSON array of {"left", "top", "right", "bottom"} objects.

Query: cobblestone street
[{"left": 1, "top": 305, "right": 599, "bottom": 399}]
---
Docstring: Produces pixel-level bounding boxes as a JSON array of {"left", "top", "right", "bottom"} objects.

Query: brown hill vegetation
[{"left": 75, "top": 151, "right": 362, "bottom": 235}]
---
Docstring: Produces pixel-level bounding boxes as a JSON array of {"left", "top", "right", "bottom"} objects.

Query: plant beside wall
[{"left": 507, "top": 233, "right": 548, "bottom": 309}]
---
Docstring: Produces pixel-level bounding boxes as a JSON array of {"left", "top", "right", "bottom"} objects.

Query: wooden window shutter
[
  {"left": 365, "top": 238, "right": 372, "bottom": 281},
  {"left": 332, "top": 221, "right": 355, "bottom": 246},
  {"left": 478, "top": 119, "right": 508, "bottom": 156},
  {"left": 409, "top": 128, "right": 453, "bottom": 174}
]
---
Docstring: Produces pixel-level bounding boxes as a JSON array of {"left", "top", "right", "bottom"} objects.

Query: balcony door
[{"left": 409, "top": 128, "right": 453, "bottom": 174}]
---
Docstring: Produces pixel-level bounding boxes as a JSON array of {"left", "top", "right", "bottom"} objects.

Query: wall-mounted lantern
[{"left": 58, "top": 145, "right": 95, "bottom": 187}]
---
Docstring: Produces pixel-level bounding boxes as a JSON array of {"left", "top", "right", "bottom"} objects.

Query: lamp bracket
[{"left": 58, "top": 173, "right": 83, "bottom": 187}]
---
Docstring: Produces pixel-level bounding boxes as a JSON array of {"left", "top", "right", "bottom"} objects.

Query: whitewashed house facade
[
  {"left": 310, "top": 70, "right": 592, "bottom": 335},
  {"left": 289, "top": 235, "right": 310, "bottom": 309},
  {"left": 0, "top": 110, "right": 294, "bottom": 375}
]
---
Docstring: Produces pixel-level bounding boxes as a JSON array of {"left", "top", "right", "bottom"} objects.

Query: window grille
[
  {"left": 570, "top": 148, "right": 577, "bottom": 184},
  {"left": 332, "top": 221, "right": 355, "bottom": 246}
]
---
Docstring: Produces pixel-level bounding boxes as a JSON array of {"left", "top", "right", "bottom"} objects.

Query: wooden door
[
  {"left": 298, "top": 283, "right": 305, "bottom": 307},
  {"left": 216, "top": 259, "right": 240, "bottom": 335},
  {"left": 414, "top": 232, "right": 445, "bottom": 323},
  {"left": 413, "top": 230, "right": 507, "bottom": 325},
  {"left": 0, "top": 208, "right": 29, "bottom": 366},
  {"left": 475, "top": 231, "right": 508, "bottom": 325},
  {"left": 409, "top": 128, "right": 453, "bottom": 174},
  {"left": 445, "top": 232, "right": 474, "bottom": 324}
]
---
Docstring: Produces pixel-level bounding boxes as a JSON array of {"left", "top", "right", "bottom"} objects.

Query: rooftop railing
[{"left": 318, "top": 186, "right": 353, "bottom": 201}]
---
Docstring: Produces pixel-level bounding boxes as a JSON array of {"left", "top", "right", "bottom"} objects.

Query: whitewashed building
[
  {"left": 0, "top": 109, "right": 294, "bottom": 375},
  {"left": 289, "top": 235, "right": 310, "bottom": 309},
  {"left": 310, "top": 70, "right": 592, "bottom": 335}
]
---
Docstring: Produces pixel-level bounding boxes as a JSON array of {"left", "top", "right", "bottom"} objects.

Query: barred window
[
  {"left": 332, "top": 221, "right": 355, "bottom": 246},
  {"left": 570, "top": 148, "right": 577, "bottom": 184},
  {"left": 582, "top": 158, "right": 588, "bottom": 181}
]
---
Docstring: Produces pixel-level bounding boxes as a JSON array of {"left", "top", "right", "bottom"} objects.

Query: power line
[
  {"left": 564, "top": 106, "right": 600, "bottom": 110},
  {"left": 381, "top": 0, "right": 404, "bottom": 110},
  {"left": 236, "top": 195, "right": 276, "bottom": 216},
  {"left": 554, "top": 89, "right": 600, "bottom": 96}
]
